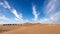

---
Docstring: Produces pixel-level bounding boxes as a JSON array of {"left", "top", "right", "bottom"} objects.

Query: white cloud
[
  {"left": 47, "top": 4, "right": 55, "bottom": 14},
  {"left": 11, "top": 9, "right": 23, "bottom": 20},
  {"left": 19, "top": 13, "right": 23, "bottom": 20},
  {"left": 0, "top": 2, "right": 3, "bottom": 5},
  {"left": 39, "top": 12, "right": 60, "bottom": 24},
  {"left": 0, "top": 0, "right": 23, "bottom": 24},
  {"left": 51, "top": 12, "right": 60, "bottom": 23},
  {"left": 0, "top": 15, "right": 10, "bottom": 20},
  {"left": 40, "top": 0, "right": 60, "bottom": 24},
  {"left": 25, "top": 19, "right": 29, "bottom": 22},
  {"left": 45, "top": 0, "right": 57, "bottom": 16},
  {"left": 2, "top": 0, "right": 23, "bottom": 20},
  {"left": 32, "top": 5, "right": 39, "bottom": 21},
  {"left": 4, "top": 0, "right": 11, "bottom": 9},
  {"left": 46, "top": 0, "right": 56, "bottom": 9},
  {"left": 0, "top": 15, "right": 23, "bottom": 24},
  {"left": 5, "top": 0, "right": 23, "bottom": 20},
  {"left": 14, "top": 13, "right": 23, "bottom": 21},
  {"left": 14, "top": 17, "right": 19, "bottom": 21}
]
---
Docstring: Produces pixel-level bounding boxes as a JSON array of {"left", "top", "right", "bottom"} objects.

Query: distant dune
[{"left": 0, "top": 23, "right": 60, "bottom": 34}]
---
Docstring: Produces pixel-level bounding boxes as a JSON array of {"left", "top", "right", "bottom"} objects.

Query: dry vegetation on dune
[{"left": 0, "top": 23, "right": 60, "bottom": 34}]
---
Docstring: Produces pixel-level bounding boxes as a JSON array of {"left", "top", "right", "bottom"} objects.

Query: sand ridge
[{"left": 0, "top": 23, "right": 60, "bottom": 34}]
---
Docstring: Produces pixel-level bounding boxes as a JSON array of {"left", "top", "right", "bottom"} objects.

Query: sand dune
[{"left": 0, "top": 23, "right": 60, "bottom": 34}]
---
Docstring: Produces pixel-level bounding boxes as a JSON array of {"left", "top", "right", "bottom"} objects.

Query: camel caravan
[{"left": 3, "top": 24, "right": 20, "bottom": 26}]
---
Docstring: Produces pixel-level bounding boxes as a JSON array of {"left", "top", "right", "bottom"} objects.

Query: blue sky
[{"left": 0, "top": 0, "right": 60, "bottom": 24}]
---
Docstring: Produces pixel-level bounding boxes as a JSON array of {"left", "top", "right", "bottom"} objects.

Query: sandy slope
[
  {"left": 0, "top": 24, "right": 60, "bottom": 34},
  {"left": 0, "top": 24, "right": 22, "bottom": 33}
]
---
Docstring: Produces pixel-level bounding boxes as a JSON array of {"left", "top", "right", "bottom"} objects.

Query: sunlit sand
[{"left": 0, "top": 23, "right": 60, "bottom": 34}]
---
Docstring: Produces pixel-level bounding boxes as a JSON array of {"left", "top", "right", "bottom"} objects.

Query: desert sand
[{"left": 0, "top": 23, "right": 60, "bottom": 34}]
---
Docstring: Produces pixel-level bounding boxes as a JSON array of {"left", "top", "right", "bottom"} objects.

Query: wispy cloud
[
  {"left": 32, "top": 5, "right": 39, "bottom": 21},
  {"left": 0, "top": 2, "right": 3, "bottom": 5},
  {"left": 39, "top": 0, "right": 60, "bottom": 24},
  {"left": 39, "top": 12, "right": 60, "bottom": 24},
  {"left": 45, "top": 0, "right": 56, "bottom": 15},
  {"left": 3, "top": 0, "right": 23, "bottom": 20},
  {"left": 4, "top": 0, "right": 11, "bottom": 9},
  {"left": 25, "top": 19, "right": 29, "bottom": 22},
  {"left": 0, "top": 0, "right": 23, "bottom": 24},
  {"left": 0, "top": 15, "right": 20, "bottom": 24},
  {"left": 11, "top": 9, "right": 20, "bottom": 20},
  {"left": 0, "top": 15, "right": 10, "bottom": 20},
  {"left": 51, "top": 12, "right": 60, "bottom": 24},
  {"left": 11, "top": 9, "right": 23, "bottom": 20},
  {"left": 47, "top": 4, "right": 55, "bottom": 14}
]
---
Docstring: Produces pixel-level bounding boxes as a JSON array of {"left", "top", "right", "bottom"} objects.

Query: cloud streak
[
  {"left": 0, "top": 2, "right": 3, "bottom": 5},
  {"left": 0, "top": 15, "right": 10, "bottom": 20},
  {"left": 32, "top": 5, "right": 39, "bottom": 21},
  {"left": 0, "top": 0, "right": 23, "bottom": 24},
  {"left": 39, "top": 0, "right": 60, "bottom": 24},
  {"left": 3, "top": 0, "right": 23, "bottom": 20},
  {"left": 45, "top": 0, "right": 56, "bottom": 15},
  {"left": 0, "top": 15, "right": 21, "bottom": 24},
  {"left": 11, "top": 9, "right": 23, "bottom": 20},
  {"left": 4, "top": 0, "right": 11, "bottom": 9},
  {"left": 39, "top": 12, "right": 60, "bottom": 24}
]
